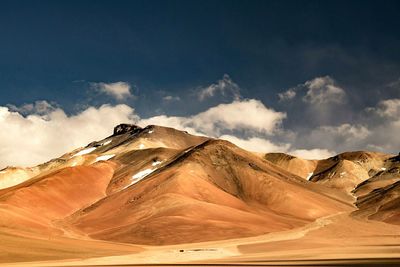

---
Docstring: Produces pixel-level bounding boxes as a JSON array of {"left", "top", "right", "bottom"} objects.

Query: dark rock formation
[{"left": 113, "top": 124, "right": 142, "bottom": 136}]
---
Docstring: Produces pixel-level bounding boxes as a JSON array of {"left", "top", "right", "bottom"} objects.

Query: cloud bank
[
  {"left": 0, "top": 97, "right": 324, "bottom": 169},
  {"left": 0, "top": 103, "right": 137, "bottom": 168},
  {"left": 1, "top": 75, "right": 399, "bottom": 168}
]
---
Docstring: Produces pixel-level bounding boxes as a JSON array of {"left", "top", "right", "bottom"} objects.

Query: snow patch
[
  {"left": 306, "top": 172, "right": 313, "bottom": 181},
  {"left": 139, "top": 143, "right": 145, "bottom": 149},
  {"left": 73, "top": 147, "right": 97, "bottom": 157},
  {"left": 132, "top": 168, "right": 154, "bottom": 180},
  {"left": 381, "top": 167, "right": 386, "bottom": 171},
  {"left": 94, "top": 154, "right": 115, "bottom": 163},
  {"left": 127, "top": 168, "right": 155, "bottom": 187},
  {"left": 125, "top": 162, "right": 163, "bottom": 189},
  {"left": 102, "top": 140, "right": 112, "bottom": 146},
  {"left": 148, "top": 130, "right": 154, "bottom": 134},
  {"left": 152, "top": 160, "right": 162, "bottom": 166}
]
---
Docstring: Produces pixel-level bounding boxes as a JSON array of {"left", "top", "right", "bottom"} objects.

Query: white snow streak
[
  {"left": 306, "top": 172, "right": 313, "bottom": 181},
  {"left": 73, "top": 147, "right": 97, "bottom": 157},
  {"left": 94, "top": 154, "right": 115, "bottom": 163},
  {"left": 102, "top": 140, "right": 112, "bottom": 146},
  {"left": 132, "top": 168, "right": 154, "bottom": 180},
  {"left": 152, "top": 160, "right": 162, "bottom": 166}
]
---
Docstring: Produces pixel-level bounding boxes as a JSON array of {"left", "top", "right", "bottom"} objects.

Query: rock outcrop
[{"left": 113, "top": 124, "right": 142, "bottom": 136}]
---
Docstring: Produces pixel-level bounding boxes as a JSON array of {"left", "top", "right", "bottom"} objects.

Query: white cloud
[
  {"left": 0, "top": 104, "right": 137, "bottom": 168},
  {"left": 197, "top": 74, "right": 241, "bottom": 101},
  {"left": 219, "top": 135, "right": 290, "bottom": 153},
  {"left": 162, "top": 95, "right": 181, "bottom": 102},
  {"left": 139, "top": 99, "right": 338, "bottom": 157},
  {"left": 0, "top": 99, "right": 290, "bottom": 168},
  {"left": 289, "top": 149, "right": 335, "bottom": 160},
  {"left": 318, "top": 124, "right": 370, "bottom": 140},
  {"left": 289, "top": 123, "right": 371, "bottom": 154},
  {"left": 93, "top": 82, "right": 133, "bottom": 100},
  {"left": 276, "top": 76, "right": 346, "bottom": 106},
  {"left": 138, "top": 114, "right": 204, "bottom": 136},
  {"left": 0, "top": 97, "right": 342, "bottom": 169},
  {"left": 219, "top": 135, "right": 333, "bottom": 159},
  {"left": 278, "top": 88, "right": 296, "bottom": 101},
  {"left": 303, "top": 76, "right": 346, "bottom": 105},
  {"left": 371, "top": 98, "right": 400, "bottom": 118},
  {"left": 140, "top": 99, "right": 286, "bottom": 136},
  {"left": 359, "top": 99, "right": 400, "bottom": 153},
  {"left": 7, "top": 100, "right": 57, "bottom": 116}
]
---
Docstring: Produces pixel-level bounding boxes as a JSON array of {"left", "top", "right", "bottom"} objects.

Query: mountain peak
[{"left": 113, "top": 124, "right": 142, "bottom": 136}]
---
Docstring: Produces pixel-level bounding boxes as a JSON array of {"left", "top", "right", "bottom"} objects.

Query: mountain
[
  {"left": 0, "top": 124, "right": 399, "bottom": 265},
  {"left": 265, "top": 150, "right": 400, "bottom": 224}
]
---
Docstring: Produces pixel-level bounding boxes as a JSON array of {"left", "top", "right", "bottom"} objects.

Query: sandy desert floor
[{"left": 1, "top": 211, "right": 399, "bottom": 267}]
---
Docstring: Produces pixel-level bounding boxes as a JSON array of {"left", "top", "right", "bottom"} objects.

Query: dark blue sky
[
  {"left": 1, "top": 0, "right": 400, "bottom": 165},
  {"left": 0, "top": 0, "right": 399, "bottom": 117}
]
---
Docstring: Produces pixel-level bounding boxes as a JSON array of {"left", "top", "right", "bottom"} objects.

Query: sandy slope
[
  {"left": 62, "top": 139, "right": 351, "bottom": 245},
  {"left": 2, "top": 212, "right": 399, "bottom": 266}
]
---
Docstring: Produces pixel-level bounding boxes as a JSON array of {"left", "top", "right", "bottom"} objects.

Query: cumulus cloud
[
  {"left": 219, "top": 135, "right": 332, "bottom": 159},
  {"left": 7, "top": 75, "right": 400, "bottom": 168},
  {"left": 358, "top": 98, "right": 400, "bottom": 153},
  {"left": 0, "top": 98, "right": 289, "bottom": 168},
  {"left": 197, "top": 74, "right": 241, "bottom": 101},
  {"left": 0, "top": 97, "right": 343, "bottom": 168},
  {"left": 140, "top": 99, "right": 286, "bottom": 136},
  {"left": 7, "top": 100, "right": 57, "bottom": 116},
  {"left": 289, "top": 149, "right": 335, "bottom": 160},
  {"left": 0, "top": 104, "right": 137, "bottom": 168},
  {"left": 303, "top": 76, "right": 346, "bottom": 105},
  {"left": 220, "top": 135, "right": 290, "bottom": 153},
  {"left": 291, "top": 123, "right": 371, "bottom": 154},
  {"left": 318, "top": 124, "right": 370, "bottom": 140},
  {"left": 92, "top": 81, "right": 133, "bottom": 100},
  {"left": 277, "top": 76, "right": 346, "bottom": 106},
  {"left": 370, "top": 98, "right": 400, "bottom": 118},
  {"left": 276, "top": 76, "right": 352, "bottom": 130},
  {"left": 139, "top": 99, "right": 336, "bottom": 158},
  {"left": 278, "top": 88, "right": 296, "bottom": 101}
]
